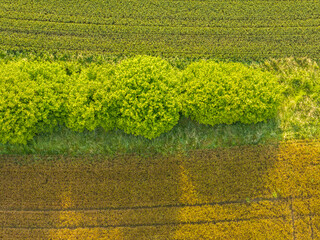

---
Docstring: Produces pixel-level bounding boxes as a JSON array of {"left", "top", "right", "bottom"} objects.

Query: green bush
[
  {"left": 179, "top": 60, "right": 283, "bottom": 126},
  {"left": 110, "top": 55, "right": 181, "bottom": 139},
  {"left": 0, "top": 60, "right": 70, "bottom": 144},
  {"left": 64, "top": 63, "right": 116, "bottom": 132},
  {"left": 0, "top": 57, "right": 288, "bottom": 145}
]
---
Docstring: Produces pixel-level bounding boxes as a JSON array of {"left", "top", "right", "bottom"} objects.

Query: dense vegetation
[
  {"left": 180, "top": 61, "right": 282, "bottom": 126},
  {"left": 0, "top": 54, "right": 319, "bottom": 156},
  {"left": 1, "top": 0, "right": 320, "bottom": 156},
  {"left": 1, "top": 0, "right": 320, "bottom": 60},
  {"left": 0, "top": 55, "right": 282, "bottom": 145}
]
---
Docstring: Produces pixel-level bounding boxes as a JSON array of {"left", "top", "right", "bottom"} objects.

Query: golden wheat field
[{"left": 1, "top": 140, "right": 320, "bottom": 239}]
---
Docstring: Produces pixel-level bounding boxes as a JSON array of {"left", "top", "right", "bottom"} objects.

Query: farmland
[
  {"left": 1, "top": 0, "right": 320, "bottom": 239},
  {"left": 1, "top": 0, "right": 320, "bottom": 60},
  {"left": 1, "top": 140, "right": 320, "bottom": 239}
]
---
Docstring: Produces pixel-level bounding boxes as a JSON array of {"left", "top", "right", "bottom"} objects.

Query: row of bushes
[{"left": 0, "top": 56, "right": 283, "bottom": 144}]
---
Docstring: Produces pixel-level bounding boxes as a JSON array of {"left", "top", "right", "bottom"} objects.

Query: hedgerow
[
  {"left": 110, "top": 55, "right": 181, "bottom": 139},
  {"left": 258, "top": 57, "right": 320, "bottom": 102},
  {"left": 179, "top": 60, "right": 283, "bottom": 127},
  {"left": 64, "top": 63, "right": 116, "bottom": 132},
  {"left": 0, "top": 57, "right": 284, "bottom": 144},
  {"left": 0, "top": 60, "right": 70, "bottom": 144}
]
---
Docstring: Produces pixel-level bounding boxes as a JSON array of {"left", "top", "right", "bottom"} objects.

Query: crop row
[
  {"left": 2, "top": 0, "right": 320, "bottom": 22},
  {"left": 2, "top": 6, "right": 320, "bottom": 28},
  {"left": 3, "top": 17, "right": 320, "bottom": 37},
  {"left": 1, "top": 0, "right": 320, "bottom": 59},
  {"left": 1, "top": 200, "right": 288, "bottom": 228},
  {"left": 2, "top": 30, "right": 320, "bottom": 60},
  {"left": 0, "top": 56, "right": 283, "bottom": 144},
  {"left": 2, "top": 11, "right": 320, "bottom": 29}
]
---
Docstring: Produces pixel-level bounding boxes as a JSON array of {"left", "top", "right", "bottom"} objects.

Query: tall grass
[
  {"left": 0, "top": 116, "right": 281, "bottom": 157},
  {"left": 254, "top": 57, "right": 320, "bottom": 140}
]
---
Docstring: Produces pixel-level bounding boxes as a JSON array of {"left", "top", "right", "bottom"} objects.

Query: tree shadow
[
  {"left": 3, "top": 141, "right": 318, "bottom": 239},
  {"left": 173, "top": 144, "right": 294, "bottom": 239}
]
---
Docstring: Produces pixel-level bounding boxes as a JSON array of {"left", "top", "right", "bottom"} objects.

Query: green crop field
[{"left": 1, "top": 0, "right": 320, "bottom": 60}]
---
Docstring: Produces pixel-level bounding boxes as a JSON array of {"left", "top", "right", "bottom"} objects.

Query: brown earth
[{"left": 1, "top": 140, "right": 320, "bottom": 239}]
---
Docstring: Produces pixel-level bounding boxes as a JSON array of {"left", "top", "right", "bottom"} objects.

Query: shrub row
[{"left": 0, "top": 56, "right": 283, "bottom": 144}]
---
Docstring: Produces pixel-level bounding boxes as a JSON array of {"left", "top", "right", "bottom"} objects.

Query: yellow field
[{"left": 1, "top": 140, "right": 320, "bottom": 239}]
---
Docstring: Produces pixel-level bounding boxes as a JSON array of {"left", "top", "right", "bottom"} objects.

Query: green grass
[
  {"left": 254, "top": 57, "right": 320, "bottom": 139},
  {"left": 0, "top": 116, "right": 281, "bottom": 157}
]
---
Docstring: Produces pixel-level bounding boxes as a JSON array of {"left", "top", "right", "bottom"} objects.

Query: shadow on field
[
  {"left": 45, "top": 145, "right": 283, "bottom": 239},
  {"left": 172, "top": 145, "right": 289, "bottom": 239},
  {"left": 177, "top": 145, "right": 279, "bottom": 203},
  {"left": 2, "top": 141, "right": 320, "bottom": 239},
  {"left": 45, "top": 155, "right": 184, "bottom": 239}
]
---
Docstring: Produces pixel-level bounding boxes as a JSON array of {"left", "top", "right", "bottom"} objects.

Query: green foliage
[
  {"left": 94, "top": 66, "right": 120, "bottom": 133},
  {"left": 111, "top": 55, "right": 181, "bottom": 139},
  {"left": 179, "top": 60, "right": 283, "bottom": 127},
  {"left": 2, "top": 55, "right": 319, "bottom": 147},
  {"left": 64, "top": 63, "right": 116, "bottom": 132},
  {"left": 0, "top": 60, "right": 70, "bottom": 144}
]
